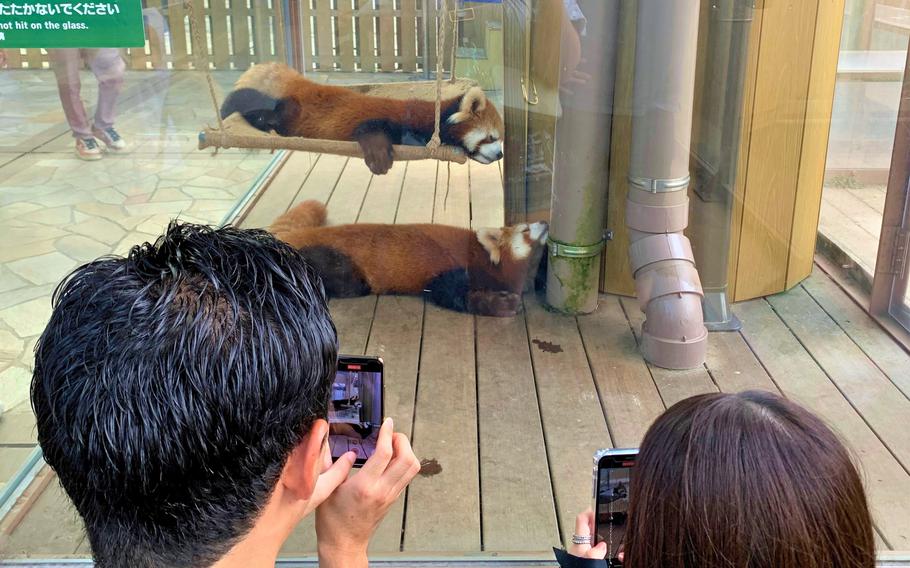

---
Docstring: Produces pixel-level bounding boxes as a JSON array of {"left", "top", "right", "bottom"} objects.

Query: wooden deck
[{"left": 2, "top": 154, "right": 910, "bottom": 561}]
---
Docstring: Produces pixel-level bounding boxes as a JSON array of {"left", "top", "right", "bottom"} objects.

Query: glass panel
[
  {"left": 822, "top": 0, "right": 908, "bottom": 284},
  {"left": 4, "top": 0, "right": 908, "bottom": 564},
  {"left": 0, "top": 0, "right": 288, "bottom": 502}
]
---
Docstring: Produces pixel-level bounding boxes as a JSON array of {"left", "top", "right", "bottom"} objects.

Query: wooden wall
[{"left": 602, "top": 0, "right": 847, "bottom": 301}]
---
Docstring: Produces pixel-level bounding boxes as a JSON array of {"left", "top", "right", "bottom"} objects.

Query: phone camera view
[
  {"left": 597, "top": 465, "right": 632, "bottom": 566},
  {"left": 329, "top": 365, "right": 382, "bottom": 463}
]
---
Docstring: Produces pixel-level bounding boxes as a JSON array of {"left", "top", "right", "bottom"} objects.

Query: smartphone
[
  {"left": 328, "top": 355, "right": 384, "bottom": 466},
  {"left": 593, "top": 448, "right": 638, "bottom": 567}
]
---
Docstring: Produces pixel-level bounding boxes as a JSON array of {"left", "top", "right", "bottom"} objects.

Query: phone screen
[
  {"left": 328, "top": 356, "right": 383, "bottom": 466},
  {"left": 595, "top": 450, "right": 637, "bottom": 566}
]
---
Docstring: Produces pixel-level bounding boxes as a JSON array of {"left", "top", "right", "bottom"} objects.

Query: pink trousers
[{"left": 48, "top": 48, "right": 125, "bottom": 139}]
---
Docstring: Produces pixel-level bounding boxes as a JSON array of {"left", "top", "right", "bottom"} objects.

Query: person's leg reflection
[
  {"left": 88, "top": 48, "right": 128, "bottom": 152},
  {"left": 49, "top": 48, "right": 103, "bottom": 160}
]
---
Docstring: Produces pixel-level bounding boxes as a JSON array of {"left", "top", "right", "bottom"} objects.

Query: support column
[{"left": 545, "top": 0, "right": 621, "bottom": 314}]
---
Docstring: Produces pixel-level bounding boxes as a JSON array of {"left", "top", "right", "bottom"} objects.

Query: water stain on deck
[
  {"left": 532, "top": 339, "right": 563, "bottom": 354},
  {"left": 419, "top": 458, "right": 442, "bottom": 477}
]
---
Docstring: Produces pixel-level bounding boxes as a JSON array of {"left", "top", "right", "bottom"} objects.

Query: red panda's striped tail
[{"left": 269, "top": 200, "right": 328, "bottom": 236}]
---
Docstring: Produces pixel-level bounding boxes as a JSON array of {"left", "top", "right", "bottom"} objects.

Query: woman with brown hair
[{"left": 559, "top": 390, "right": 875, "bottom": 568}]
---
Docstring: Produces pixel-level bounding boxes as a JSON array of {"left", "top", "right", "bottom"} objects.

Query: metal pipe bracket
[
  {"left": 547, "top": 237, "right": 606, "bottom": 259},
  {"left": 628, "top": 174, "right": 691, "bottom": 193}
]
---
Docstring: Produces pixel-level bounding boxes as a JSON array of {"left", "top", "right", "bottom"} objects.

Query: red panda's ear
[
  {"left": 476, "top": 228, "right": 503, "bottom": 265},
  {"left": 449, "top": 87, "right": 488, "bottom": 124}
]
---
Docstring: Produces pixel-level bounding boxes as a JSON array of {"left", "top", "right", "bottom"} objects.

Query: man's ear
[{"left": 280, "top": 418, "right": 330, "bottom": 502}]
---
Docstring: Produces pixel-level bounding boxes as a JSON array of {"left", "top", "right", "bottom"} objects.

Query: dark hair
[
  {"left": 624, "top": 390, "right": 875, "bottom": 568},
  {"left": 31, "top": 222, "right": 337, "bottom": 568}
]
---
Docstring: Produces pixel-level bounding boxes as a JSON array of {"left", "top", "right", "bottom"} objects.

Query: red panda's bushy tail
[{"left": 269, "top": 200, "right": 328, "bottom": 237}]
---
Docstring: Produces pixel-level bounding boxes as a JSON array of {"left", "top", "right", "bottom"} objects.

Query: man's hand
[
  {"left": 316, "top": 418, "right": 420, "bottom": 568},
  {"left": 0, "top": 50, "right": 7, "bottom": 69}
]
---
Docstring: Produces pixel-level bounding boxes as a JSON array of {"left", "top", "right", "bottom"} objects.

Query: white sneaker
[
  {"left": 93, "top": 127, "right": 128, "bottom": 152},
  {"left": 76, "top": 137, "right": 104, "bottom": 161}
]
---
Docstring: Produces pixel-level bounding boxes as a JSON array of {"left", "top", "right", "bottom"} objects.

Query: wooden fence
[
  {"left": 3, "top": 0, "right": 286, "bottom": 70},
  {"left": 2, "top": 0, "right": 498, "bottom": 73},
  {"left": 301, "top": 0, "right": 446, "bottom": 73}
]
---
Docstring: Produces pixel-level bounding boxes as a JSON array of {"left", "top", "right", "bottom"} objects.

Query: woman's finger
[{"left": 567, "top": 509, "right": 594, "bottom": 557}]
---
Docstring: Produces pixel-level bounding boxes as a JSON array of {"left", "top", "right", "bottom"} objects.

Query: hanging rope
[
  {"left": 185, "top": 1, "right": 223, "bottom": 131},
  {"left": 426, "top": 0, "right": 448, "bottom": 154},
  {"left": 449, "top": 0, "right": 458, "bottom": 82}
]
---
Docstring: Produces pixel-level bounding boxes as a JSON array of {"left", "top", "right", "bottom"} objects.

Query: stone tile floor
[{"left": 0, "top": 69, "right": 282, "bottom": 485}]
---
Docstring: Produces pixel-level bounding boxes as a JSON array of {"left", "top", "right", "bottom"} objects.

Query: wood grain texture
[
  {"left": 315, "top": 1, "right": 335, "bottom": 70},
  {"left": 704, "top": 330, "right": 778, "bottom": 394},
  {"left": 735, "top": 0, "right": 818, "bottom": 298},
  {"left": 395, "top": 160, "right": 438, "bottom": 224},
  {"left": 524, "top": 298, "right": 610, "bottom": 546},
  {"left": 366, "top": 296, "right": 425, "bottom": 552},
  {"left": 239, "top": 152, "right": 315, "bottom": 229},
  {"left": 737, "top": 298, "right": 910, "bottom": 549},
  {"left": 802, "top": 269, "right": 910, "bottom": 400},
  {"left": 403, "top": 305, "right": 480, "bottom": 551},
  {"left": 476, "top": 314, "right": 560, "bottom": 550},
  {"left": 378, "top": 2, "right": 396, "bottom": 72},
  {"left": 289, "top": 154, "right": 350, "bottom": 209},
  {"left": 576, "top": 296, "right": 664, "bottom": 447},
  {"left": 727, "top": 0, "right": 764, "bottom": 300},
  {"left": 602, "top": 0, "right": 637, "bottom": 296},
  {"left": 787, "top": 0, "right": 846, "bottom": 289},
  {"left": 433, "top": 162, "right": 471, "bottom": 229},
  {"left": 767, "top": 286, "right": 910, "bottom": 472},
  {"left": 469, "top": 161, "right": 505, "bottom": 229},
  {"left": 358, "top": 162, "right": 408, "bottom": 224},
  {"left": 325, "top": 159, "right": 374, "bottom": 225}
]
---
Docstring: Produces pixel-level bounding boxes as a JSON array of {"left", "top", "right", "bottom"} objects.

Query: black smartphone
[
  {"left": 329, "top": 355, "right": 384, "bottom": 467},
  {"left": 593, "top": 448, "right": 638, "bottom": 567}
]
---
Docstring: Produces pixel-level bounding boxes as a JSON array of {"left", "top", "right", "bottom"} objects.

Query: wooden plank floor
[{"left": 3, "top": 154, "right": 910, "bottom": 559}]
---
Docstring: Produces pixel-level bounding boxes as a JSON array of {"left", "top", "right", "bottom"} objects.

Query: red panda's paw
[
  {"left": 467, "top": 290, "right": 523, "bottom": 317},
  {"left": 357, "top": 131, "right": 394, "bottom": 175}
]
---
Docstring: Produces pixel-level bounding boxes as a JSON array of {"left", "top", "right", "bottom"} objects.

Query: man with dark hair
[{"left": 31, "top": 222, "right": 420, "bottom": 568}]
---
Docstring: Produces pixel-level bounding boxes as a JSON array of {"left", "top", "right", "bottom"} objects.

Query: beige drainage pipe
[{"left": 627, "top": 0, "right": 707, "bottom": 369}]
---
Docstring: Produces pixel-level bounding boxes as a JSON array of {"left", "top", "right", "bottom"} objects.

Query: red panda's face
[
  {"left": 476, "top": 222, "right": 549, "bottom": 291},
  {"left": 447, "top": 87, "right": 505, "bottom": 165}
]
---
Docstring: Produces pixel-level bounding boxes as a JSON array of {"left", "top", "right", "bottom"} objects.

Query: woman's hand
[
  {"left": 569, "top": 509, "right": 608, "bottom": 560},
  {"left": 0, "top": 50, "right": 7, "bottom": 69},
  {"left": 315, "top": 418, "right": 421, "bottom": 568}
]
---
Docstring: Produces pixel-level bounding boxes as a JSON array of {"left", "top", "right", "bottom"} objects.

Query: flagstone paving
[{"left": 0, "top": 69, "right": 285, "bottom": 486}]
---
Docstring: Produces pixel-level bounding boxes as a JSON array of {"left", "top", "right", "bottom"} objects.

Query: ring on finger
[{"left": 572, "top": 534, "right": 593, "bottom": 545}]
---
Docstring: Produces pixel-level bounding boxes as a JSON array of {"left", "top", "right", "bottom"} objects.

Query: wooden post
[
  {"left": 230, "top": 0, "right": 252, "bottom": 69},
  {"left": 169, "top": 1, "right": 190, "bottom": 69},
  {"left": 209, "top": 0, "right": 231, "bottom": 69},
  {"left": 358, "top": 0, "right": 378, "bottom": 72},
  {"left": 337, "top": 0, "right": 356, "bottom": 72},
  {"left": 379, "top": 1, "right": 396, "bottom": 71},
  {"left": 401, "top": 0, "right": 419, "bottom": 72}
]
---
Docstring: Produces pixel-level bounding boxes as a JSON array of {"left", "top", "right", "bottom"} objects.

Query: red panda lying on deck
[
  {"left": 270, "top": 201, "right": 548, "bottom": 317},
  {"left": 220, "top": 63, "right": 504, "bottom": 175}
]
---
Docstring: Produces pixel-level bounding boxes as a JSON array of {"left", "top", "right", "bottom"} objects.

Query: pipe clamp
[
  {"left": 628, "top": 174, "right": 691, "bottom": 193},
  {"left": 548, "top": 237, "right": 605, "bottom": 259}
]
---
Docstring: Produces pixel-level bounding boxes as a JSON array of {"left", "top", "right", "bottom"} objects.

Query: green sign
[{"left": 0, "top": 1, "right": 145, "bottom": 48}]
